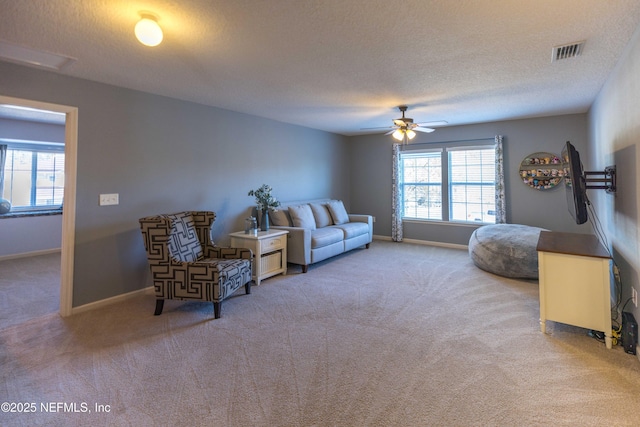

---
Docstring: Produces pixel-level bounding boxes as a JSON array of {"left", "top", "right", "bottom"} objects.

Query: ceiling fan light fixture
[
  {"left": 135, "top": 13, "right": 163, "bottom": 47},
  {"left": 359, "top": 106, "right": 445, "bottom": 143}
]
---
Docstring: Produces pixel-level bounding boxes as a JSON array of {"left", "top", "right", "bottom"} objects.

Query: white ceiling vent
[{"left": 552, "top": 41, "right": 585, "bottom": 62}]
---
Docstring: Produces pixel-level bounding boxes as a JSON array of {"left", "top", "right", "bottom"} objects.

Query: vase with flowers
[{"left": 248, "top": 184, "right": 281, "bottom": 231}]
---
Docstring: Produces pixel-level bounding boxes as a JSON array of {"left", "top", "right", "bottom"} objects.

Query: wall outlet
[
  {"left": 633, "top": 287, "right": 638, "bottom": 308},
  {"left": 99, "top": 193, "right": 119, "bottom": 206}
]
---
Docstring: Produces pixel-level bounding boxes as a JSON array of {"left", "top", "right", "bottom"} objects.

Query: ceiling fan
[{"left": 363, "top": 106, "right": 447, "bottom": 142}]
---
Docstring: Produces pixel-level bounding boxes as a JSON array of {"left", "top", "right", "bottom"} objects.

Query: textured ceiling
[{"left": 1, "top": 0, "right": 640, "bottom": 135}]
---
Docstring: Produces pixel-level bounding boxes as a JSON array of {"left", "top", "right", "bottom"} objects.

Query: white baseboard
[
  {"left": 373, "top": 235, "right": 467, "bottom": 250},
  {"left": 373, "top": 235, "right": 392, "bottom": 241},
  {"left": 0, "top": 248, "right": 61, "bottom": 261},
  {"left": 71, "top": 286, "right": 154, "bottom": 315},
  {"left": 402, "top": 238, "right": 468, "bottom": 250}
]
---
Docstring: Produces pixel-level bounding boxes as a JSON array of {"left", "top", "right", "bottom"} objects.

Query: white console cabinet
[{"left": 537, "top": 231, "right": 613, "bottom": 349}]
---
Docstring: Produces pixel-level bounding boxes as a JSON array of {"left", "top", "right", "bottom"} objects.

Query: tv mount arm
[{"left": 583, "top": 166, "right": 616, "bottom": 193}]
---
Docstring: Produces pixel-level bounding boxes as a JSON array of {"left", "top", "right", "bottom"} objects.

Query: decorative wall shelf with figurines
[{"left": 519, "top": 152, "right": 564, "bottom": 190}]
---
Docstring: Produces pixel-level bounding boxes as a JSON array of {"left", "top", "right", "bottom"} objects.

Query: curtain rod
[{"left": 399, "top": 136, "right": 496, "bottom": 148}]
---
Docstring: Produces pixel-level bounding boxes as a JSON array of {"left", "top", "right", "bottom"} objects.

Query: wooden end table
[{"left": 229, "top": 229, "right": 288, "bottom": 285}]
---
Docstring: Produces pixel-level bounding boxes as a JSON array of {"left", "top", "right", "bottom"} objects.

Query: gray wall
[
  {"left": 3, "top": 32, "right": 637, "bottom": 310},
  {"left": 0, "top": 117, "right": 65, "bottom": 142},
  {"left": 0, "top": 61, "right": 349, "bottom": 307},
  {"left": 349, "top": 114, "right": 589, "bottom": 245},
  {"left": 0, "top": 214, "right": 62, "bottom": 257},
  {"left": 588, "top": 24, "right": 640, "bottom": 323}
]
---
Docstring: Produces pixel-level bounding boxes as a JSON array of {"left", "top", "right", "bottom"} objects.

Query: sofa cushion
[
  {"left": 310, "top": 203, "right": 333, "bottom": 228},
  {"left": 288, "top": 204, "right": 317, "bottom": 230},
  {"left": 331, "top": 222, "right": 369, "bottom": 239},
  {"left": 270, "top": 208, "right": 292, "bottom": 226},
  {"left": 311, "top": 227, "right": 344, "bottom": 249},
  {"left": 327, "top": 200, "right": 350, "bottom": 225}
]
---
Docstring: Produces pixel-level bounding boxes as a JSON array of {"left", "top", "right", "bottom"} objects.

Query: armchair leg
[
  {"left": 245, "top": 280, "right": 252, "bottom": 294},
  {"left": 154, "top": 299, "right": 164, "bottom": 316},
  {"left": 366, "top": 243, "right": 370, "bottom": 249},
  {"left": 302, "top": 265, "right": 308, "bottom": 273},
  {"left": 213, "top": 302, "right": 221, "bottom": 319}
]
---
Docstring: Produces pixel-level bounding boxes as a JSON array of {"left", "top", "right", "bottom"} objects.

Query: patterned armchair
[{"left": 139, "top": 211, "right": 253, "bottom": 318}]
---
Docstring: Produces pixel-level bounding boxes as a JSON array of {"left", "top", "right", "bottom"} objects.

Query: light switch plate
[{"left": 99, "top": 193, "right": 119, "bottom": 206}]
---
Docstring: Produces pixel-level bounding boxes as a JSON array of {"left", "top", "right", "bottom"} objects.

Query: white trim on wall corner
[
  {"left": 401, "top": 238, "right": 468, "bottom": 250},
  {"left": 0, "top": 248, "right": 61, "bottom": 262},
  {"left": 71, "top": 286, "right": 154, "bottom": 315},
  {"left": 373, "top": 235, "right": 468, "bottom": 250},
  {"left": 372, "top": 235, "right": 392, "bottom": 241}
]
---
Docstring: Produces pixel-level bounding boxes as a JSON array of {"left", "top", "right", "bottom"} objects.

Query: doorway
[{"left": 0, "top": 95, "right": 77, "bottom": 317}]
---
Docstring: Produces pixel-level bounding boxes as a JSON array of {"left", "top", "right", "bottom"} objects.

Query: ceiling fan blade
[
  {"left": 414, "top": 127, "right": 435, "bottom": 133},
  {"left": 384, "top": 129, "right": 397, "bottom": 135},
  {"left": 416, "top": 120, "right": 448, "bottom": 127},
  {"left": 360, "top": 125, "right": 394, "bottom": 130}
]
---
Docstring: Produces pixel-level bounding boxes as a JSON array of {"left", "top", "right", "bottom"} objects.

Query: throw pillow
[
  {"left": 270, "top": 208, "right": 292, "bottom": 227},
  {"left": 327, "top": 200, "right": 350, "bottom": 225},
  {"left": 288, "top": 204, "right": 317, "bottom": 230},
  {"left": 310, "top": 203, "right": 332, "bottom": 228}
]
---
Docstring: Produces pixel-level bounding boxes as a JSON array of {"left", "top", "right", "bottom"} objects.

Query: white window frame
[
  {"left": 1, "top": 138, "right": 65, "bottom": 212},
  {"left": 399, "top": 140, "right": 497, "bottom": 224},
  {"left": 400, "top": 148, "right": 444, "bottom": 221}
]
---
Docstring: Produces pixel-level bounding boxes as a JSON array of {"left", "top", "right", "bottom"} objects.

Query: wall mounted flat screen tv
[{"left": 561, "top": 141, "right": 588, "bottom": 224}]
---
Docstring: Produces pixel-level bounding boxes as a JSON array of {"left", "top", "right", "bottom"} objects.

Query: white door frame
[{"left": 0, "top": 95, "right": 77, "bottom": 317}]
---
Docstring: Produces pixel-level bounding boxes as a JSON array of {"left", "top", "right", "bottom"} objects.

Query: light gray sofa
[{"left": 268, "top": 199, "right": 373, "bottom": 272}]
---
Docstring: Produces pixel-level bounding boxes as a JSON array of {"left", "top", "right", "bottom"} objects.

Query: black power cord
[{"left": 586, "top": 198, "right": 625, "bottom": 345}]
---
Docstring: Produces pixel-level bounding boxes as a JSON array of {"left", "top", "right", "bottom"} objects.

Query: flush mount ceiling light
[{"left": 135, "top": 13, "right": 163, "bottom": 47}]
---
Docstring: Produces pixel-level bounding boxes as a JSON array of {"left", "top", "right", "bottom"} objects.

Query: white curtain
[
  {"left": 0, "top": 144, "right": 7, "bottom": 196},
  {"left": 391, "top": 143, "right": 403, "bottom": 241},
  {"left": 494, "top": 135, "right": 507, "bottom": 223}
]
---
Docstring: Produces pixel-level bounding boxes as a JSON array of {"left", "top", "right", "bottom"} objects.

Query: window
[
  {"left": 400, "top": 143, "right": 496, "bottom": 224},
  {"left": 401, "top": 151, "right": 442, "bottom": 220},
  {"left": 1, "top": 140, "right": 65, "bottom": 212}
]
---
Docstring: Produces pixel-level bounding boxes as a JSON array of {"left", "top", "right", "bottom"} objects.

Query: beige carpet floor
[
  {"left": 1, "top": 241, "right": 639, "bottom": 426},
  {"left": 0, "top": 252, "right": 60, "bottom": 329}
]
